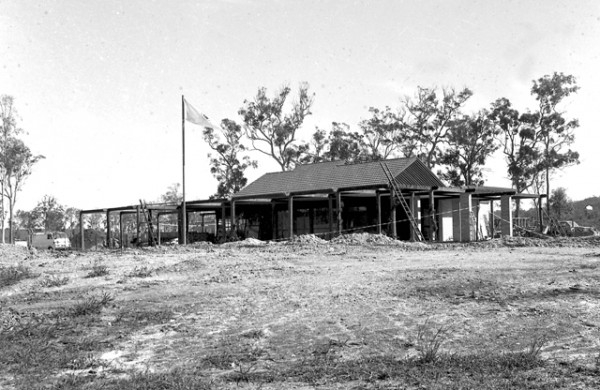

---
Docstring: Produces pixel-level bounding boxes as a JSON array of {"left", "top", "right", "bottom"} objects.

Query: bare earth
[{"left": 1, "top": 235, "right": 600, "bottom": 389}]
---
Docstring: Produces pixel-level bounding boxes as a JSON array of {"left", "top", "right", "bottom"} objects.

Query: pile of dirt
[
  {"left": 327, "top": 233, "right": 429, "bottom": 250},
  {"left": 222, "top": 237, "right": 267, "bottom": 247},
  {"left": 446, "top": 235, "right": 600, "bottom": 250},
  {"left": 331, "top": 233, "right": 395, "bottom": 245},
  {"left": 240, "top": 237, "right": 267, "bottom": 246},
  {"left": 289, "top": 234, "right": 328, "bottom": 245}
]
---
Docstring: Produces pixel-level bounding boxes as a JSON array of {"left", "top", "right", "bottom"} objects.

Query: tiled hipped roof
[{"left": 233, "top": 157, "right": 446, "bottom": 199}]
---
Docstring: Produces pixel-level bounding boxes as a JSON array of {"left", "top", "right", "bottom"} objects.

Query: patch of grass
[
  {"left": 201, "top": 335, "right": 273, "bottom": 383},
  {"left": 0, "top": 265, "right": 37, "bottom": 288},
  {"left": 1, "top": 312, "right": 73, "bottom": 378},
  {"left": 65, "top": 352, "right": 104, "bottom": 370},
  {"left": 128, "top": 265, "right": 153, "bottom": 278},
  {"left": 47, "top": 367, "right": 214, "bottom": 390},
  {"left": 1, "top": 309, "right": 115, "bottom": 390},
  {"left": 39, "top": 275, "right": 70, "bottom": 288},
  {"left": 70, "top": 292, "right": 114, "bottom": 316},
  {"left": 273, "top": 350, "right": 561, "bottom": 389},
  {"left": 415, "top": 318, "right": 450, "bottom": 363},
  {"left": 114, "top": 307, "right": 173, "bottom": 326},
  {"left": 525, "top": 333, "right": 547, "bottom": 359},
  {"left": 85, "top": 264, "right": 109, "bottom": 278},
  {"left": 23, "top": 351, "right": 590, "bottom": 390}
]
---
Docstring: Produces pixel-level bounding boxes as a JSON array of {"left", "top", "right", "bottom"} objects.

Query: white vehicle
[{"left": 31, "top": 232, "right": 71, "bottom": 250}]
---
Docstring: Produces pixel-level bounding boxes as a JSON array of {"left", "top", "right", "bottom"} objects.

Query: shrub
[
  {"left": 39, "top": 275, "right": 70, "bottom": 288},
  {"left": 0, "top": 265, "right": 37, "bottom": 288},
  {"left": 128, "top": 266, "right": 153, "bottom": 278},
  {"left": 85, "top": 265, "right": 109, "bottom": 278},
  {"left": 70, "top": 292, "right": 114, "bottom": 316}
]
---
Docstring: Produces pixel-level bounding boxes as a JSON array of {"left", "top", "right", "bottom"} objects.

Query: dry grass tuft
[
  {"left": 85, "top": 264, "right": 109, "bottom": 278},
  {"left": 70, "top": 292, "right": 114, "bottom": 316},
  {"left": 39, "top": 275, "right": 70, "bottom": 287}
]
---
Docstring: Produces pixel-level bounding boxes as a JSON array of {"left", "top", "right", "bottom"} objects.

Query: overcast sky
[{"left": 1, "top": 0, "right": 599, "bottom": 210}]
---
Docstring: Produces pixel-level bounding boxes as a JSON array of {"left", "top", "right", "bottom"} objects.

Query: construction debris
[{"left": 289, "top": 234, "right": 328, "bottom": 245}]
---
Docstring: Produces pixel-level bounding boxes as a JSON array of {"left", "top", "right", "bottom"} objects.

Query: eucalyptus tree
[
  {"left": 0, "top": 137, "right": 44, "bottom": 242},
  {"left": 439, "top": 112, "right": 499, "bottom": 187},
  {"left": 531, "top": 72, "right": 580, "bottom": 213},
  {"left": 397, "top": 87, "right": 473, "bottom": 169},
  {"left": 0, "top": 95, "right": 23, "bottom": 242},
  {"left": 203, "top": 118, "right": 256, "bottom": 198},
  {"left": 239, "top": 83, "right": 314, "bottom": 171}
]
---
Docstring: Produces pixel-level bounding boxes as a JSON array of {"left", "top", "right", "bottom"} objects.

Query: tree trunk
[
  {"left": 546, "top": 166, "right": 550, "bottom": 216},
  {"left": 8, "top": 198, "right": 13, "bottom": 244},
  {"left": 0, "top": 181, "right": 4, "bottom": 244}
]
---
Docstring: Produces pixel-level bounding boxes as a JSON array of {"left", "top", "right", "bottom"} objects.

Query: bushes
[
  {"left": 39, "top": 275, "right": 70, "bottom": 287},
  {"left": 70, "top": 292, "right": 114, "bottom": 316},
  {"left": 85, "top": 264, "right": 109, "bottom": 278},
  {"left": 0, "top": 265, "right": 37, "bottom": 288}
]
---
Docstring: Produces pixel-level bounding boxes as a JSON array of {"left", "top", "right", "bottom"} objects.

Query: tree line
[
  {"left": 0, "top": 95, "right": 44, "bottom": 243},
  {"left": 0, "top": 72, "right": 581, "bottom": 242},
  {"left": 203, "top": 72, "right": 580, "bottom": 218}
]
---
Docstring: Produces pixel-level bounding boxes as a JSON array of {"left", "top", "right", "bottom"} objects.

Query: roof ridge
[
  {"left": 295, "top": 156, "right": 415, "bottom": 170},
  {"left": 334, "top": 157, "right": 414, "bottom": 167}
]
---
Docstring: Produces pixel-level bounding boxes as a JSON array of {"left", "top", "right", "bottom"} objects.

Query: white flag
[{"left": 184, "top": 99, "right": 219, "bottom": 129}]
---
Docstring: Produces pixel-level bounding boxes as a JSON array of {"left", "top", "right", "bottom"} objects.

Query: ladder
[
  {"left": 139, "top": 200, "right": 157, "bottom": 246},
  {"left": 380, "top": 162, "right": 425, "bottom": 241},
  {"left": 546, "top": 216, "right": 571, "bottom": 237}
]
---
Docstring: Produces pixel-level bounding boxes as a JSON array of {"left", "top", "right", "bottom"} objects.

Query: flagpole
[{"left": 181, "top": 95, "right": 187, "bottom": 245}]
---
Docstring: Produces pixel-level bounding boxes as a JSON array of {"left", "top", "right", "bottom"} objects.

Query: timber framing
[{"left": 78, "top": 158, "right": 547, "bottom": 250}]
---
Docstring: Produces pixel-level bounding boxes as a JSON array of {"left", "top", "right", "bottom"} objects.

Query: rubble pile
[
  {"left": 329, "top": 233, "right": 430, "bottom": 249},
  {"left": 238, "top": 237, "right": 268, "bottom": 247},
  {"left": 289, "top": 234, "right": 328, "bottom": 245},
  {"left": 331, "top": 233, "right": 392, "bottom": 245},
  {"left": 452, "top": 235, "right": 600, "bottom": 249}
]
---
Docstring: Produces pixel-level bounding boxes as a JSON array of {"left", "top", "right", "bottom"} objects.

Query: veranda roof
[{"left": 233, "top": 157, "right": 446, "bottom": 200}]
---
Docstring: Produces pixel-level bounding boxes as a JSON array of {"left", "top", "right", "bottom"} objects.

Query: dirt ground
[{"left": 2, "top": 235, "right": 600, "bottom": 389}]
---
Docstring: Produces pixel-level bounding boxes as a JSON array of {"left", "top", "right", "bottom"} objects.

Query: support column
[
  {"left": 79, "top": 212, "right": 84, "bottom": 250},
  {"left": 156, "top": 213, "right": 162, "bottom": 245},
  {"left": 410, "top": 192, "right": 421, "bottom": 241},
  {"left": 288, "top": 195, "right": 294, "bottom": 239},
  {"left": 500, "top": 195, "right": 513, "bottom": 237},
  {"left": 376, "top": 191, "right": 382, "bottom": 235},
  {"left": 177, "top": 207, "right": 183, "bottom": 244},
  {"left": 201, "top": 214, "right": 205, "bottom": 233},
  {"left": 221, "top": 204, "right": 226, "bottom": 238},
  {"left": 119, "top": 212, "right": 124, "bottom": 249},
  {"left": 390, "top": 190, "right": 397, "bottom": 238},
  {"left": 336, "top": 191, "right": 343, "bottom": 235},
  {"left": 452, "top": 198, "right": 461, "bottom": 242},
  {"left": 459, "top": 193, "right": 473, "bottom": 242},
  {"left": 271, "top": 203, "right": 277, "bottom": 240},
  {"left": 490, "top": 201, "right": 495, "bottom": 238},
  {"left": 328, "top": 195, "right": 334, "bottom": 239},
  {"left": 136, "top": 206, "right": 141, "bottom": 245},
  {"left": 106, "top": 210, "right": 111, "bottom": 249},
  {"left": 231, "top": 200, "right": 236, "bottom": 238},
  {"left": 538, "top": 197, "right": 544, "bottom": 233},
  {"left": 474, "top": 200, "right": 480, "bottom": 241},
  {"left": 186, "top": 211, "right": 189, "bottom": 241},
  {"left": 429, "top": 189, "right": 436, "bottom": 242}
]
